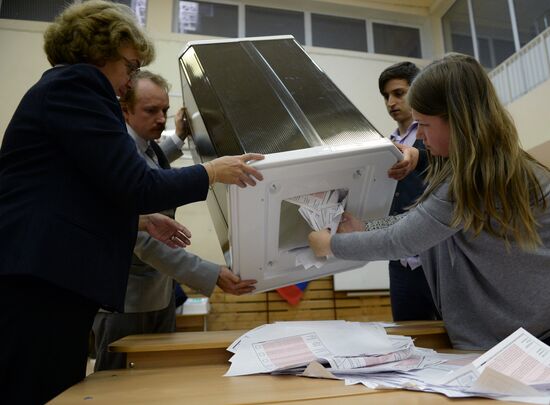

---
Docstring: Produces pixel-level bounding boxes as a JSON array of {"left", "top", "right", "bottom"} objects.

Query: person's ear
[{"left": 121, "top": 102, "right": 131, "bottom": 119}]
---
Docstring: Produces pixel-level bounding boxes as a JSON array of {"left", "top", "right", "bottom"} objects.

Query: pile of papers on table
[{"left": 226, "top": 321, "right": 550, "bottom": 404}]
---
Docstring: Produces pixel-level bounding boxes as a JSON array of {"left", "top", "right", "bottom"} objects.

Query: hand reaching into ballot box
[
  {"left": 309, "top": 212, "right": 366, "bottom": 257},
  {"left": 308, "top": 229, "right": 333, "bottom": 257},
  {"left": 337, "top": 212, "right": 365, "bottom": 233}
]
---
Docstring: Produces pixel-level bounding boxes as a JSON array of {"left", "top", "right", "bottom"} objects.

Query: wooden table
[
  {"left": 51, "top": 363, "right": 513, "bottom": 404},
  {"left": 51, "top": 322, "right": 506, "bottom": 404},
  {"left": 109, "top": 321, "right": 451, "bottom": 369}
]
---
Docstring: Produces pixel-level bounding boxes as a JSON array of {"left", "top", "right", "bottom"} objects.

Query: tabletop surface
[{"left": 51, "top": 362, "right": 512, "bottom": 405}]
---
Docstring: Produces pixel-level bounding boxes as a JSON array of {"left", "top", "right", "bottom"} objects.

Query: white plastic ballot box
[
  {"left": 227, "top": 141, "right": 400, "bottom": 293},
  {"left": 178, "top": 35, "right": 400, "bottom": 292}
]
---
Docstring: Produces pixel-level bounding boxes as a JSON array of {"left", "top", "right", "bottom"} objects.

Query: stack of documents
[
  {"left": 226, "top": 321, "right": 432, "bottom": 377},
  {"left": 286, "top": 190, "right": 347, "bottom": 234},
  {"left": 285, "top": 190, "right": 347, "bottom": 269},
  {"left": 226, "top": 322, "right": 550, "bottom": 404}
]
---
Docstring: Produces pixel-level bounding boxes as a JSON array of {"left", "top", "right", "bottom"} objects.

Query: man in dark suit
[
  {"left": 379, "top": 61, "right": 439, "bottom": 321},
  {"left": 92, "top": 71, "right": 257, "bottom": 370}
]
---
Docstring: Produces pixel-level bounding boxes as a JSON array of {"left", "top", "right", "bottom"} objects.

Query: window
[
  {"left": 111, "top": 0, "right": 147, "bottom": 27},
  {"left": 0, "top": 0, "right": 69, "bottom": 22},
  {"left": 245, "top": 6, "right": 305, "bottom": 44},
  {"left": 471, "top": 0, "right": 515, "bottom": 68},
  {"left": 373, "top": 23, "right": 421, "bottom": 58},
  {"left": 175, "top": 1, "right": 238, "bottom": 37},
  {"left": 311, "top": 14, "right": 367, "bottom": 52},
  {"left": 114, "top": 0, "right": 147, "bottom": 26},
  {"left": 442, "top": 0, "right": 474, "bottom": 57},
  {"left": 514, "top": 0, "right": 550, "bottom": 46}
]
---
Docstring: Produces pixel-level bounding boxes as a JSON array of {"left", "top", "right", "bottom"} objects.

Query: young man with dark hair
[{"left": 378, "top": 61, "right": 439, "bottom": 321}]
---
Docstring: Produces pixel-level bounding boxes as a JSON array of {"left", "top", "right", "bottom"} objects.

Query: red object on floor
[{"left": 276, "top": 282, "right": 308, "bottom": 306}]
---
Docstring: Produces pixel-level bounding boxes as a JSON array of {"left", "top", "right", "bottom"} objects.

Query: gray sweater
[{"left": 332, "top": 167, "right": 550, "bottom": 350}]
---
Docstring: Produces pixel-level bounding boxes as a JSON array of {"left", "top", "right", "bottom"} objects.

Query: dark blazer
[
  {"left": 0, "top": 64, "right": 209, "bottom": 311},
  {"left": 389, "top": 138, "right": 428, "bottom": 215}
]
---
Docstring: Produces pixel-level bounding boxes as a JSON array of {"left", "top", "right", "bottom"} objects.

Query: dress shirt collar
[
  {"left": 126, "top": 124, "right": 149, "bottom": 154},
  {"left": 390, "top": 121, "right": 418, "bottom": 146}
]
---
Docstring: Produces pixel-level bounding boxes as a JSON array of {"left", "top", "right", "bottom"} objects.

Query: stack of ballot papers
[
  {"left": 285, "top": 190, "right": 347, "bottom": 233},
  {"left": 285, "top": 190, "right": 347, "bottom": 269},
  {"left": 226, "top": 321, "right": 550, "bottom": 404}
]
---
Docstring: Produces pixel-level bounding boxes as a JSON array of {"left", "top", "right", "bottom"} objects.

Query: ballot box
[{"left": 178, "top": 35, "right": 400, "bottom": 292}]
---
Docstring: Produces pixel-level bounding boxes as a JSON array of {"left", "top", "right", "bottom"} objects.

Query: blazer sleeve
[
  {"left": 159, "top": 136, "right": 184, "bottom": 164},
  {"left": 133, "top": 231, "right": 221, "bottom": 297},
  {"left": 42, "top": 65, "right": 208, "bottom": 214}
]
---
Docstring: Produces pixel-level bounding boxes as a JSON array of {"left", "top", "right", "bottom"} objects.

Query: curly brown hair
[{"left": 43, "top": 0, "right": 154, "bottom": 67}]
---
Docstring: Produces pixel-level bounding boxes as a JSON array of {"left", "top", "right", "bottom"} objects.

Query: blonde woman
[
  {"left": 0, "top": 1, "right": 262, "bottom": 402},
  {"left": 309, "top": 53, "right": 550, "bottom": 351}
]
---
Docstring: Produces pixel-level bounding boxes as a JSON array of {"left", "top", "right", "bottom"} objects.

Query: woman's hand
[
  {"left": 204, "top": 153, "right": 265, "bottom": 187},
  {"left": 308, "top": 229, "right": 333, "bottom": 257},
  {"left": 138, "top": 213, "right": 191, "bottom": 248},
  {"left": 337, "top": 212, "right": 364, "bottom": 233}
]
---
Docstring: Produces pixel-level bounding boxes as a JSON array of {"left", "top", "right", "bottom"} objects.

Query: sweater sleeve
[{"left": 331, "top": 182, "right": 461, "bottom": 261}]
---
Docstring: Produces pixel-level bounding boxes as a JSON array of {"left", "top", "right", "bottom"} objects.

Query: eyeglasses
[{"left": 121, "top": 55, "right": 141, "bottom": 77}]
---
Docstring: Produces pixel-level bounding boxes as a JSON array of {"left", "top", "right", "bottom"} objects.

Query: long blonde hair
[{"left": 408, "top": 53, "right": 548, "bottom": 250}]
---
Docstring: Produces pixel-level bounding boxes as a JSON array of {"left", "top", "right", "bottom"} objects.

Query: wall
[
  {"left": 507, "top": 78, "right": 550, "bottom": 153},
  {"left": 0, "top": 0, "right": 441, "bottom": 140},
  {"left": 0, "top": 19, "right": 50, "bottom": 140}
]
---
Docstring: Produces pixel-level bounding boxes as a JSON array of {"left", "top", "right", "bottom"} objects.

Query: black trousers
[
  {"left": 389, "top": 260, "right": 440, "bottom": 321},
  {"left": 0, "top": 276, "right": 99, "bottom": 405}
]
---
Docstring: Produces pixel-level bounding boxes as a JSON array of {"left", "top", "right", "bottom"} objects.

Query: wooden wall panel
[{"left": 177, "top": 277, "right": 392, "bottom": 332}]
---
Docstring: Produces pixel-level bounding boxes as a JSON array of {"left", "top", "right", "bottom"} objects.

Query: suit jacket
[
  {"left": 0, "top": 64, "right": 209, "bottom": 311},
  {"left": 124, "top": 130, "right": 220, "bottom": 312}
]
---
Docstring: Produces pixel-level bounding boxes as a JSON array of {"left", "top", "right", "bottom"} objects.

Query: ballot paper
[
  {"left": 346, "top": 328, "right": 550, "bottom": 404},
  {"left": 286, "top": 189, "right": 347, "bottom": 234},
  {"left": 434, "top": 327, "right": 550, "bottom": 403},
  {"left": 285, "top": 190, "right": 348, "bottom": 269},
  {"left": 226, "top": 323, "right": 550, "bottom": 404},
  {"left": 225, "top": 321, "right": 399, "bottom": 377}
]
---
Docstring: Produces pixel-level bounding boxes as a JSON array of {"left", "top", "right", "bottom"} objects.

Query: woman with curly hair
[
  {"left": 310, "top": 53, "right": 550, "bottom": 351},
  {"left": 0, "top": 1, "right": 262, "bottom": 402}
]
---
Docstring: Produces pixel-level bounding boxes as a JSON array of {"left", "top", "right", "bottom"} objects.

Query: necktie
[{"left": 145, "top": 144, "right": 158, "bottom": 165}]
